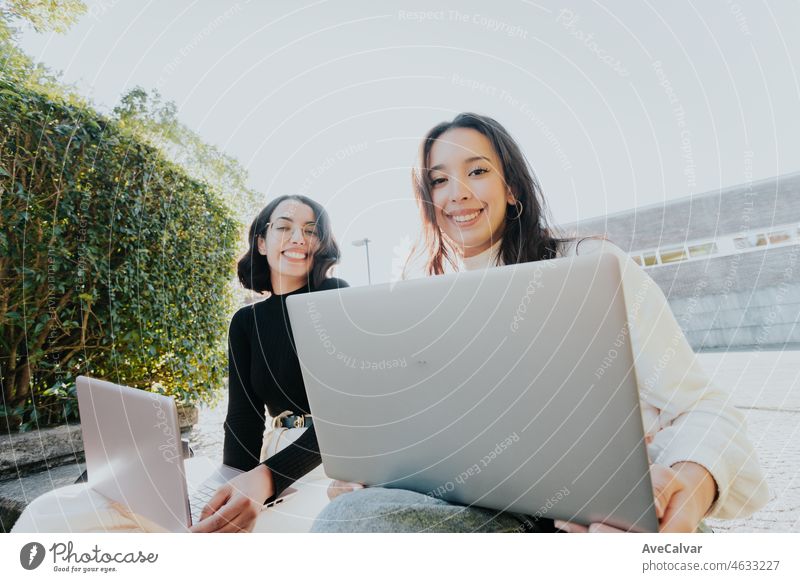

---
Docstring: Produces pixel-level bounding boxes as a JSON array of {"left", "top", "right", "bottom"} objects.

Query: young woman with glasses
[{"left": 191, "top": 194, "right": 348, "bottom": 533}]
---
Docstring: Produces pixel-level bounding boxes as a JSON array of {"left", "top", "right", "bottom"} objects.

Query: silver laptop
[
  {"left": 76, "top": 376, "right": 244, "bottom": 532},
  {"left": 287, "top": 251, "right": 659, "bottom": 532}
]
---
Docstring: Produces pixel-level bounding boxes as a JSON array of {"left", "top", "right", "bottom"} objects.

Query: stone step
[
  {"left": 0, "top": 461, "right": 86, "bottom": 532},
  {"left": 0, "top": 424, "right": 84, "bottom": 479}
]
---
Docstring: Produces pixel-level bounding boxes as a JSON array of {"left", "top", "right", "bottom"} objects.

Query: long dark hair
[
  {"left": 410, "top": 112, "right": 570, "bottom": 275},
  {"left": 237, "top": 194, "right": 341, "bottom": 294}
]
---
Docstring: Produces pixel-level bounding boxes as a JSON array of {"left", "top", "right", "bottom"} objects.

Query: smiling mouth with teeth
[
  {"left": 282, "top": 250, "right": 308, "bottom": 260},
  {"left": 446, "top": 209, "right": 484, "bottom": 224}
]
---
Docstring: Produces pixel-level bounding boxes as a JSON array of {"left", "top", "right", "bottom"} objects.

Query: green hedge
[{"left": 0, "top": 79, "right": 240, "bottom": 430}]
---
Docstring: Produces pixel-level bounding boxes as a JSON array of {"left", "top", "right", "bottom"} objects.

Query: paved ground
[
  {"left": 699, "top": 350, "right": 800, "bottom": 532},
  {"left": 187, "top": 350, "right": 800, "bottom": 533}
]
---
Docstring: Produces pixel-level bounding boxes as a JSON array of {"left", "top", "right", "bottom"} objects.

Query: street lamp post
[{"left": 352, "top": 238, "right": 372, "bottom": 285}]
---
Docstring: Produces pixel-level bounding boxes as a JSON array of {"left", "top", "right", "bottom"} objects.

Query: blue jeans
[
  {"left": 311, "top": 487, "right": 557, "bottom": 533},
  {"left": 311, "top": 487, "right": 713, "bottom": 533}
]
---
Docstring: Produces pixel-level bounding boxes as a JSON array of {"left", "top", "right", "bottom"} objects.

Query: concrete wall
[
  {"left": 652, "top": 246, "right": 800, "bottom": 350},
  {"left": 558, "top": 173, "right": 800, "bottom": 350}
]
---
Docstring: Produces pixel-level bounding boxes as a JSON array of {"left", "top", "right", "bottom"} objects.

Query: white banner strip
[{"left": 2, "top": 533, "right": 799, "bottom": 581}]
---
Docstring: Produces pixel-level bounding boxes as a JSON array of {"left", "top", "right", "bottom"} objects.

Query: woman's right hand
[
  {"left": 190, "top": 465, "right": 273, "bottom": 533},
  {"left": 327, "top": 480, "right": 365, "bottom": 501}
]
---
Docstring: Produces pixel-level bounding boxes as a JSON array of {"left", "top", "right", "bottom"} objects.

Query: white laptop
[
  {"left": 76, "top": 376, "right": 289, "bottom": 532},
  {"left": 286, "top": 251, "right": 659, "bottom": 532}
]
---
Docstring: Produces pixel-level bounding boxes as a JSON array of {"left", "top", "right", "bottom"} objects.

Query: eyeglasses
[{"left": 264, "top": 220, "right": 320, "bottom": 241}]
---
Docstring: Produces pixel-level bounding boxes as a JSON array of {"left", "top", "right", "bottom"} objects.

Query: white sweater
[{"left": 459, "top": 237, "right": 770, "bottom": 520}]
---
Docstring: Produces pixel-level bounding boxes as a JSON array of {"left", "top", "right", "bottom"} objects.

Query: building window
[
  {"left": 631, "top": 220, "right": 800, "bottom": 268},
  {"left": 660, "top": 246, "right": 687, "bottom": 264},
  {"left": 734, "top": 233, "right": 768, "bottom": 249},
  {"left": 768, "top": 230, "right": 792, "bottom": 245},
  {"left": 688, "top": 242, "right": 718, "bottom": 258}
]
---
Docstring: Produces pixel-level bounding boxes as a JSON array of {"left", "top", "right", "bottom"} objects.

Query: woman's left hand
[
  {"left": 190, "top": 465, "right": 274, "bottom": 533},
  {"left": 327, "top": 480, "right": 365, "bottom": 501},
  {"left": 555, "top": 462, "right": 717, "bottom": 533}
]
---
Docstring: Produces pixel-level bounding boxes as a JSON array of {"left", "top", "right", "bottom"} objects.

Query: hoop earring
[{"left": 511, "top": 200, "right": 523, "bottom": 220}]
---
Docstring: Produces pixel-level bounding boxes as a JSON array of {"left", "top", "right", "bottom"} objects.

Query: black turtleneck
[{"left": 222, "top": 277, "right": 349, "bottom": 499}]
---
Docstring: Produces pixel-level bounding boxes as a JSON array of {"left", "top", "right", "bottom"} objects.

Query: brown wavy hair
[
  {"left": 410, "top": 112, "right": 570, "bottom": 275},
  {"left": 237, "top": 195, "right": 341, "bottom": 294}
]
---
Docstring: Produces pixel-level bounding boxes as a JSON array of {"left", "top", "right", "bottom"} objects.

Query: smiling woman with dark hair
[
  {"left": 314, "top": 113, "right": 769, "bottom": 534},
  {"left": 237, "top": 194, "right": 342, "bottom": 294},
  {"left": 191, "top": 194, "right": 348, "bottom": 533}
]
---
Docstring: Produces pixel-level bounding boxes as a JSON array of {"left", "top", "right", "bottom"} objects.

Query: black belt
[{"left": 273, "top": 414, "right": 313, "bottom": 429}]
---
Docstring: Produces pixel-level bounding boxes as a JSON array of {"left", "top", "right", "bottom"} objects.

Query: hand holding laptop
[
  {"left": 327, "top": 479, "right": 365, "bottom": 501},
  {"left": 190, "top": 465, "right": 275, "bottom": 533},
  {"left": 554, "top": 462, "right": 717, "bottom": 533}
]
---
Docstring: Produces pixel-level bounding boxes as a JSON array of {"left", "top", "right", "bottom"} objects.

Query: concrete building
[{"left": 560, "top": 172, "right": 800, "bottom": 351}]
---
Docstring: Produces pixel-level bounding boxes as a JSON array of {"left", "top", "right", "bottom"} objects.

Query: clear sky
[{"left": 19, "top": 0, "right": 800, "bottom": 286}]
